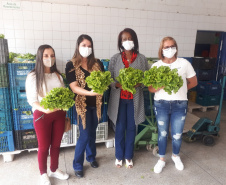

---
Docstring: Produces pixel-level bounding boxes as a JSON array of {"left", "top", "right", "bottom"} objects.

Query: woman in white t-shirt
[
  {"left": 26, "top": 45, "right": 69, "bottom": 185},
  {"left": 148, "top": 37, "right": 197, "bottom": 174}
]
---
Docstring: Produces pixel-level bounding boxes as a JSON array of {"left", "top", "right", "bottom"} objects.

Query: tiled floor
[{"left": 0, "top": 101, "right": 226, "bottom": 185}]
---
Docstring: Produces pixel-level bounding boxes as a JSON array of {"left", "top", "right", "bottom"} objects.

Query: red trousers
[{"left": 33, "top": 110, "right": 66, "bottom": 175}]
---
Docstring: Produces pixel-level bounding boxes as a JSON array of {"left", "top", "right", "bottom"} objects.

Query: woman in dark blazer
[{"left": 108, "top": 28, "right": 149, "bottom": 168}]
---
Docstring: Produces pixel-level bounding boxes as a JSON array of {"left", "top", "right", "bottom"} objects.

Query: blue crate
[
  {"left": 101, "top": 59, "right": 109, "bottom": 71},
  {"left": 66, "top": 106, "right": 75, "bottom": 126},
  {"left": 0, "top": 87, "right": 11, "bottom": 110},
  {"left": 196, "top": 94, "right": 220, "bottom": 106},
  {"left": 196, "top": 69, "right": 216, "bottom": 81},
  {"left": 0, "top": 109, "right": 13, "bottom": 131},
  {"left": 183, "top": 57, "right": 193, "bottom": 64},
  {"left": 13, "top": 108, "right": 34, "bottom": 130},
  {"left": 68, "top": 105, "right": 77, "bottom": 125},
  {"left": 196, "top": 81, "right": 221, "bottom": 95},
  {"left": 10, "top": 87, "right": 30, "bottom": 109},
  {"left": 8, "top": 63, "right": 35, "bottom": 88},
  {"left": 0, "top": 131, "right": 15, "bottom": 152},
  {"left": 0, "top": 63, "right": 9, "bottom": 87}
]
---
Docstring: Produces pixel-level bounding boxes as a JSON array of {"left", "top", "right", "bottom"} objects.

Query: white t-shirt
[
  {"left": 25, "top": 72, "right": 64, "bottom": 112},
  {"left": 152, "top": 58, "right": 196, "bottom": 101}
]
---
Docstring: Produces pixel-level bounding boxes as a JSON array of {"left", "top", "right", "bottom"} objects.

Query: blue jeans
[
  {"left": 154, "top": 100, "right": 188, "bottom": 158},
  {"left": 115, "top": 99, "right": 136, "bottom": 160},
  {"left": 73, "top": 106, "right": 98, "bottom": 171}
]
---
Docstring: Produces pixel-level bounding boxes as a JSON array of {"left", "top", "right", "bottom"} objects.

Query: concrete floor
[{"left": 0, "top": 101, "right": 226, "bottom": 185}]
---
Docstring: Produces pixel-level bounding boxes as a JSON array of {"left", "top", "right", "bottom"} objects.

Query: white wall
[{"left": 1, "top": 0, "right": 226, "bottom": 72}]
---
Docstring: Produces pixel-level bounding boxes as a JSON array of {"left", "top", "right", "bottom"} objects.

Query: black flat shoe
[
  {"left": 90, "top": 161, "right": 99, "bottom": 168},
  {"left": 74, "top": 170, "right": 83, "bottom": 178}
]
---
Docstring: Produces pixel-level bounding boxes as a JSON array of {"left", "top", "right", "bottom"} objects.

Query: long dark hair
[
  {"left": 71, "top": 34, "right": 96, "bottom": 71},
  {"left": 31, "top": 44, "right": 61, "bottom": 97},
  {"left": 117, "top": 28, "right": 139, "bottom": 53}
]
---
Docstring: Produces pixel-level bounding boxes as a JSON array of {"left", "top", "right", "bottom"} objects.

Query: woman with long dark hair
[
  {"left": 26, "top": 45, "right": 69, "bottom": 185},
  {"left": 65, "top": 34, "right": 104, "bottom": 178},
  {"left": 108, "top": 28, "right": 149, "bottom": 168}
]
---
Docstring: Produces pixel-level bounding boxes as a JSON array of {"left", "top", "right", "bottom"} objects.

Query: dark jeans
[
  {"left": 33, "top": 110, "right": 66, "bottom": 175},
  {"left": 73, "top": 106, "right": 98, "bottom": 171},
  {"left": 115, "top": 99, "right": 136, "bottom": 160}
]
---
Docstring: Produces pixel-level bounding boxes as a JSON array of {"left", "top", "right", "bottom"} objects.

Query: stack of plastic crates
[
  {"left": 8, "top": 62, "right": 38, "bottom": 150},
  {"left": 0, "top": 38, "right": 15, "bottom": 152},
  {"left": 196, "top": 81, "right": 221, "bottom": 106},
  {"left": 192, "top": 57, "right": 221, "bottom": 106},
  {"left": 192, "top": 57, "right": 217, "bottom": 81}
]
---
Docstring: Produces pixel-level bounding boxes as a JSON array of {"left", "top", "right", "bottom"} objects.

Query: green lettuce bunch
[
  {"left": 0, "top": 34, "right": 5, "bottom": 39},
  {"left": 86, "top": 71, "right": 113, "bottom": 94},
  {"left": 116, "top": 67, "right": 144, "bottom": 94},
  {"left": 40, "top": 87, "right": 75, "bottom": 111},
  {"left": 143, "top": 66, "right": 183, "bottom": 95}
]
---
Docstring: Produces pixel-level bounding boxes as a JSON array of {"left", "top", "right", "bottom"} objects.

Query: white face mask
[
  {"left": 162, "top": 47, "right": 177, "bottom": 58},
  {"left": 79, "top": 47, "right": 92, "bottom": 58},
  {"left": 43, "top": 57, "right": 55, "bottom": 67},
  {"left": 122, "top": 40, "right": 134, "bottom": 51}
]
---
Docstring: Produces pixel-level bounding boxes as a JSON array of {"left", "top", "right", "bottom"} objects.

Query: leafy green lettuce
[
  {"left": 143, "top": 66, "right": 183, "bottom": 95},
  {"left": 0, "top": 34, "right": 4, "bottom": 39},
  {"left": 86, "top": 71, "right": 113, "bottom": 94},
  {"left": 40, "top": 87, "right": 75, "bottom": 111},
  {"left": 116, "top": 67, "right": 144, "bottom": 94}
]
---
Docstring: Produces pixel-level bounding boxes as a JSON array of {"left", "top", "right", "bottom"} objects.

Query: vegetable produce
[
  {"left": 116, "top": 67, "right": 144, "bottom": 94},
  {"left": 9, "top": 52, "right": 19, "bottom": 62},
  {"left": 143, "top": 66, "right": 183, "bottom": 95},
  {"left": 9, "top": 52, "right": 36, "bottom": 63},
  {"left": 146, "top": 57, "right": 158, "bottom": 69},
  {"left": 86, "top": 71, "right": 113, "bottom": 94},
  {"left": 61, "top": 73, "right": 69, "bottom": 87},
  {"left": 0, "top": 34, "right": 4, "bottom": 39},
  {"left": 40, "top": 87, "right": 75, "bottom": 111},
  {"left": 61, "top": 73, "right": 66, "bottom": 79},
  {"left": 16, "top": 53, "right": 36, "bottom": 60},
  {"left": 22, "top": 111, "right": 32, "bottom": 115}
]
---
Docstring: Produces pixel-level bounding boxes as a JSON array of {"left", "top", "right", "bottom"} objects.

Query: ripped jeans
[{"left": 154, "top": 100, "right": 188, "bottom": 158}]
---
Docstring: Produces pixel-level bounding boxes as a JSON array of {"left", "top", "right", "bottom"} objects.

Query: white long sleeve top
[{"left": 25, "top": 72, "right": 64, "bottom": 112}]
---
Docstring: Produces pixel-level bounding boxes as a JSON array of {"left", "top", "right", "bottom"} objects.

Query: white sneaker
[
  {"left": 49, "top": 169, "right": 69, "bottom": 180},
  {"left": 40, "top": 173, "right": 51, "bottom": 185},
  {"left": 171, "top": 155, "right": 184, "bottom": 171},
  {"left": 154, "top": 160, "right": 166, "bottom": 173}
]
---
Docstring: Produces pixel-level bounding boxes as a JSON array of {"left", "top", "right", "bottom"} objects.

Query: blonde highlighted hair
[{"left": 158, "top": 36, "right": 178, "bottom": 60}]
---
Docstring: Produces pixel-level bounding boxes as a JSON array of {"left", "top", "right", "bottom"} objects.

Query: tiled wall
[{"left": 1, "top": 0, "right": 226, "bottom": 72}]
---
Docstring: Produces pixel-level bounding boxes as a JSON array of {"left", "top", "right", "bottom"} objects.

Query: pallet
[
  {"left": 0, "top": 137, "right": 114, "bottom": 162},
  {"left": 188, "top": 101, "right": 219, "bottom": 113}
]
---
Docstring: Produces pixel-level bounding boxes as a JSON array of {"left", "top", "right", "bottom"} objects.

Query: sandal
[
  {"left": 115, "top": 159, "right": 122, "bottom": 168},
  {"left": 125, "top": 159, "right": 133, "bottom": 168}
]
